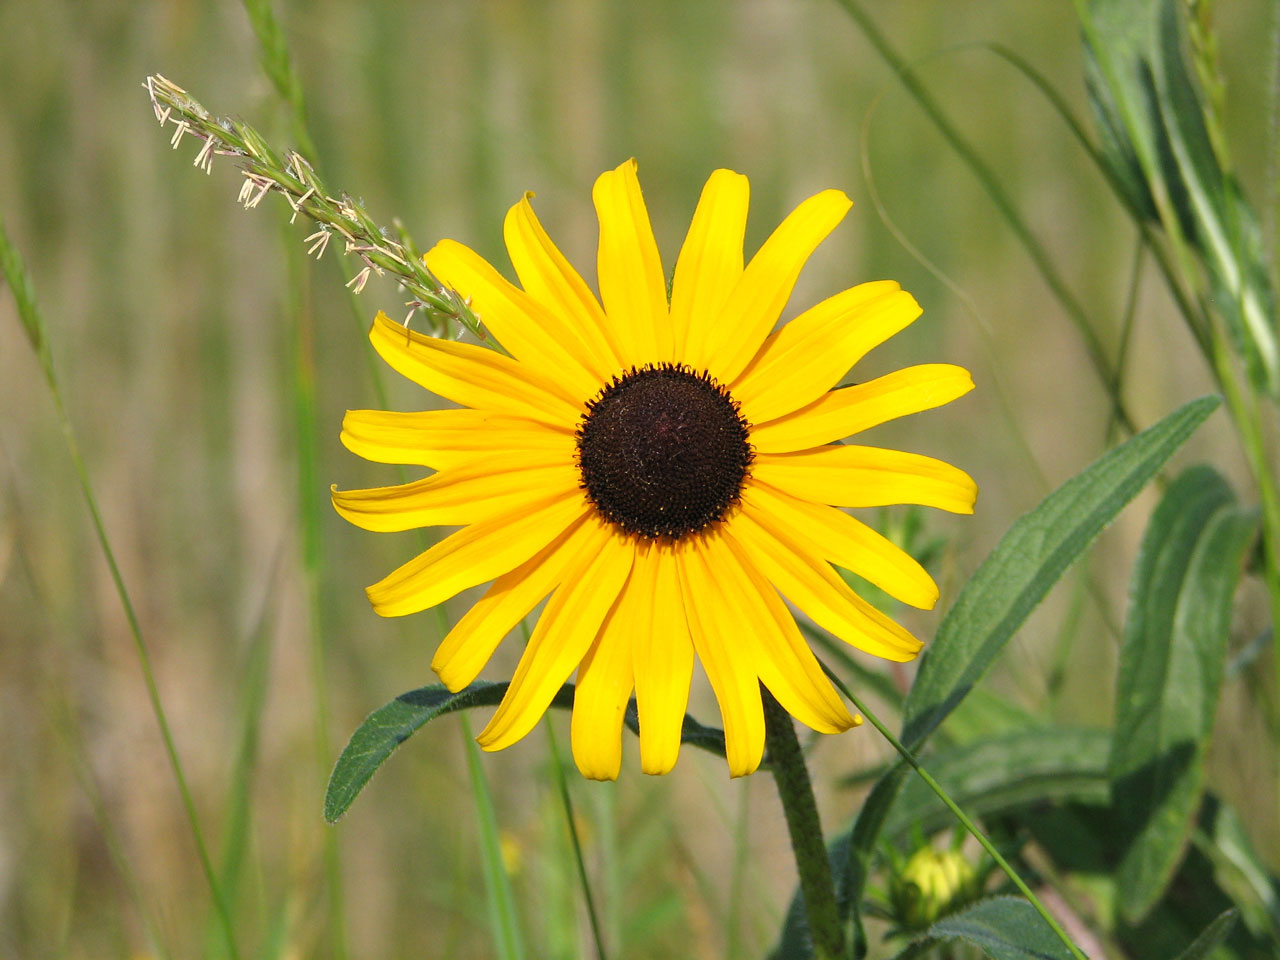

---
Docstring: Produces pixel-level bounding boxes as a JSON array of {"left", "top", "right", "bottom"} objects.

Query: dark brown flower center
[{"left": 576, "top": 363, "right": 753, "bottom": 540}]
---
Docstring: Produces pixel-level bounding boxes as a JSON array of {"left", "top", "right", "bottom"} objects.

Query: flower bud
[{"left": 890, "top": 846, "right": 979, "bottom": 929}]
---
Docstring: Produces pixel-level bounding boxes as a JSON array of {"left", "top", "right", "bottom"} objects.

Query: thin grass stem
[
  {"left": 283, "top": 237, "right": 349, "bottom": 960},
  {"left": 726, "top": 780, "right": 751, "bottom": 959},
  {"left": 462, "top": 710, "right": 529, "bottom": 960},
  {"left": 821, "top": 666, "right": 1088, "bottom": 960},
  {"left": 0, "top": 214, "right": 242, "bottom": 960},
  {"left": 3, "top": 460, "right": 177, "bottom": 960},
  {"left": 833, "top": 0, "right": 1137, "bottom": 435},
  {"left": 545, "top": 722, "right": 610, "bottom": 960}
]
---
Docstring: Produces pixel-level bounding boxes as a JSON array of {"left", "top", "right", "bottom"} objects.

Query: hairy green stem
[{"left": 762, "top": 689, "right": 843, "bottom": 960}]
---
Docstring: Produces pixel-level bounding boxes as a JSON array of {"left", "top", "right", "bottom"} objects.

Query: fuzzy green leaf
[
  {"left": 929, "top": 897, "right": 1076, "bottom": 960},
  {"left": 901, "top": 395, "right": 1219, "bottom": 751},
  {"left": 1112, "top": 465, "right": 1258, "bottom": 923},
  {"left": 324, "top": 681, "right": 727, "bottom": 823}
]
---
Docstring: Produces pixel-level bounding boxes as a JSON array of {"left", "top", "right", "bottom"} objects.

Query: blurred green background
[{"left": 1, "top": 1, "right": 1274, "bottom": 957}]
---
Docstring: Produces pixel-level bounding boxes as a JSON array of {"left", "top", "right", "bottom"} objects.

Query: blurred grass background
[{"left": 0, "top": 1, "right": 1275, "bottom": 957}]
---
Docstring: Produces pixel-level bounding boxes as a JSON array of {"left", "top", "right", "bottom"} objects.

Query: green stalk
[
  {"left": 284, "top": 230, "right": 349, "bottom": 960},
  {"left": 1207, "top": 328, "right": 1280, "bottom": 720},
  {"left": 462, "top": 708, "right": 528, "bottom": 960},
  {"left": 0, "top": 213, "right": 241, "bottom": 960},
  {"left": 823, "top": 669, "right": 1088, "bottom": 960},
  {"left": 545, "top": 723, "right": 609, "bottom": 960},
  {"left": 726, "top": 781, "right": 752, "bottom": 959},
  {"left": 762, "top": 689, "right": 843, "bottom": 960},
  {"left": 438, "top": 604, "right": 527, "bottom": 960}
]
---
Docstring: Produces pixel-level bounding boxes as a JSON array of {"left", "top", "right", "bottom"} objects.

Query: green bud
[{"left": 890, "top": 846, "right": 979, "bottom": 930}]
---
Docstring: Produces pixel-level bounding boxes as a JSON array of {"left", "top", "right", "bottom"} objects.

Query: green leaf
[
  {"left": 901, "top": 395, "right": 1220, "bottom": 751},
  {"left": 1193, "top": 789, "right": 1280, "bottom": 941},
  {"left": 1171, "top": 909, "right": 1238, "bottom": 960},
  {"left": 883, "top": 728, "right": 1111, "bottom": 842},
  {"left": 324, "top": 681, "right": 728, "bottom": 823},
  {"left": 1111, "top": 465, "right": 1258, "bottom": 923},
  {"left": 929, "top": 897, "right": 1076, "bottom": 960},
  {"left": 1079, "top": 0, "right": 1279, "bottom": 397}
]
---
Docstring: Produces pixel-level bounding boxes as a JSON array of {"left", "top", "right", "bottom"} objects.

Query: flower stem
[
  {"left": 823, "top": 670, "right": 1088, "bottom": 960},
  {"left": 762, "top": 688, "right": 844, "bottom": 960}
]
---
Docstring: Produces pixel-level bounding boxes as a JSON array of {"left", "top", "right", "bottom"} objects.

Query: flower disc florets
[{"left": 576, "top": 363, "right": 753, "bottom": 540}]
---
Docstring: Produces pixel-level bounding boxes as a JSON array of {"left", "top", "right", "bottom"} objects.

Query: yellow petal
[
  {"left": 425, "top": 239, "right": 604, "bottom": 402},
  {"left": 341, "top": 408, "right": 574, "bottom": 470},
  {"left": 670, "top": 169, "right": 749, "bottom": 363},
  {"left": 733, "top": 283, "right": 921, "bottom": 424},
  {"left": 705, "top": 531, "right": 856, "bottom": 735},
  {"left": 593, "top": 159, "right": 671, "bottom": 364},
  {"left": 632, "top": 541, "right": 694, "bottom": 775},
  {"left": 366, "top": 492, "right": 588, "bottom": 618},
  {"left": 432, "top": 513, "right": 593, "bottom": 691},
  {"left": 571, "top": 573, "right": 636, "bottom": 781},
  {"left": 751, "top": 364, "right": 974, "bottom": 453},
  {"left": 368, "top": 311, "right": 579, "bottom": 429},
  {"left": 677, "top": 538, "right": 765, "bottom": 777},
  {"left": 752, "top": 446, "right": 978, "bottom": 514},
  {"left": 725, "top": 506, "right": 923, "bottom": 662},
  {"left": 478, "top": 522, "right": 635, "bottom": 752},
  {"left": 742, "top": 481, "right": 938, "bottom": 609},
  {"left": 503, "top": 193, "right": 623, "bottom": 376},
  {"left": 333, "top": 457, "right": 576, "bottom": 533},
  {"left": 690, "top": 188, "right": 852, "bottom": 384}
]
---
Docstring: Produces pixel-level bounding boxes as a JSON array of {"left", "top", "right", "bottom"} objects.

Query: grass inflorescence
[{"left": 143, "top": 74, "right": 482, "bottom": 340}]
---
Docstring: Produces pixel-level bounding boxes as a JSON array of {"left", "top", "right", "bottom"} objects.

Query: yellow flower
[{"left": 333, "top": 160, "right": 976, "bottom": 780}]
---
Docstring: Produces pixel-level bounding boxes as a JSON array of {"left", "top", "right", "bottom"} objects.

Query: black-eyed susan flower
[{"left": 333, "top": 160, "right": 976, "bottom": 780}]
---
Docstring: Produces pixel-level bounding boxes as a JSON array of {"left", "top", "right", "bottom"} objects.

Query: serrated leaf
[
  {"left": 324, "top": 681, "right": 727, "bottom": 823},
  {"left": 1111, "top": 465, "right": 1258, "bottom": 923},
  {"left": 901, "top": 395, "right": 1219, "bottom": 751},
  {"left": 929, "top": 897, "right": 1076, "bottom": 960},
  {"left": 1171, "top": 909, "right": 1238, "bottom": 960}
]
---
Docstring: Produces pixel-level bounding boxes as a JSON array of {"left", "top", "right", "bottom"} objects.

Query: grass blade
[
  {"left": 0, "top": 210, "right": 241, "bottom": 960},
  {"left": 1171, "top": 909, "right": 1239, "bottom": 960},
  {"left": 832, "top": 0, "right": 1137, "bottom": 433},
  {"left": 462, "top": 711, "right": 528, "bottom": 960}
]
